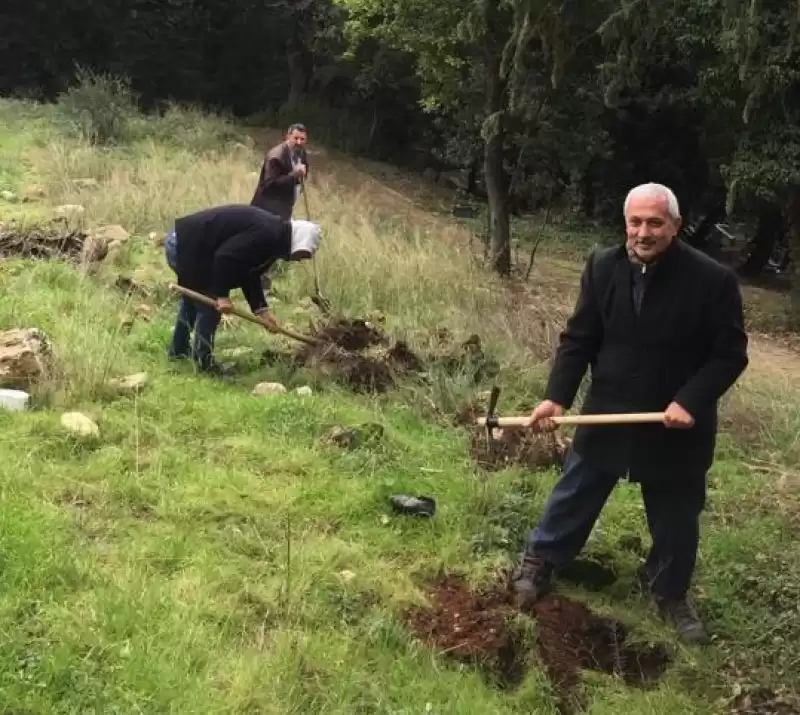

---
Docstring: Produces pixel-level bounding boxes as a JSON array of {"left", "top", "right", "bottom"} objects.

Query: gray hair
[{"left": 623, "top": 183, "right": 681, "bottom": 221}]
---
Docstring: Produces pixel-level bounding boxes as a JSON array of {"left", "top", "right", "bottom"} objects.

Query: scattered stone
[
  {"left": 338, "top": 570, "right": 357, "bottom": 582},
  {"left": 220, "top": 346, "right": 255, "bottom": 359},
  {"left": 108, "top": 372, "right": 148, "bottom": 395},
  {"left": 0, "top": 388, "right": 31, "bottom": 412},
  {"left": 82, "top": 224, "right": 130, "bottom": 263},
  {"left": 61, "top": 412, "right": 100, "bottom": 438},
  {"left": 23, "top": 184, "right": 46, "bottom": 200},
  {"left": 294, "top": 385, "right": 313, "bottom": 396},
  {"left": 115, "top": 275, "right": 151, "bottom": 298},
  {"left": 322, "top": 423, "right": 384, "bottom": 449},
  {"left": 0, "top": 328, "right": 53, "bottom": 390},
  {"left": 54, "top": 204, "right": 85, "bottom": 218},
  {"left": 252, "top": 381, "right": 287, "bottom": 396},
  {"left": 1, "top": 190, "right": 17, "bottom": 202}
]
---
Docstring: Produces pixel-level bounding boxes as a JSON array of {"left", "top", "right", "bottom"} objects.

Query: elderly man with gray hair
[{"left": 512, "top": 182, "right": 749, "bottom": 645}]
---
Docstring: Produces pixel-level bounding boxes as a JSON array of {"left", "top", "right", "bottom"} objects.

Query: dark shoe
[
  {"left": 511, "top": 551, "right": 553, "bottom": 608},
  {"left": 388, "top": 494, "right": 436, "bottom": 517},
  {"left": 657, "top": 597, "right": 710, "bottom": 645}
]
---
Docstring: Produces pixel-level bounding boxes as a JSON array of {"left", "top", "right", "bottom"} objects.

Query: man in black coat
[
  {"left": 512, "top": 183, "right": 749, "bottom": 645},
  {"left": 164, "top": 204, "right": 321, "bottom": 375}
]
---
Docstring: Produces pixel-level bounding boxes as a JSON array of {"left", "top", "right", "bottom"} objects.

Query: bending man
[{"left": 164, "top": 204, "right": 321, "bottom": 375}]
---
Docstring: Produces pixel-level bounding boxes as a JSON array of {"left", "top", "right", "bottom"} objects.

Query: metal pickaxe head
[{"left": 484, "top": 386, "right": 501, "bottom": 445}]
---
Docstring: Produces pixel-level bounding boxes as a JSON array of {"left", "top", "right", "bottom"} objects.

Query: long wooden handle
[
  {"left": 169, "top": 284, "right": 319, "bottom": 346},
  {"left": 476, "top": 412, "right": 666, "bottom": 428}
]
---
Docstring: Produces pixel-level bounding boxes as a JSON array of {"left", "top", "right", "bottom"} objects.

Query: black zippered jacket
[
  {"left": 174, "top": 204, "right": 291, "bottom": 313},
  {"left": 545, "top": 239, "right": 749, "bottom": 483}
]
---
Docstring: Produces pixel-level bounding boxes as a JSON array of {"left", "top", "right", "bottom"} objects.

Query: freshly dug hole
[{"left": 404, "top": 573, "right": 670, "bottom": 708}]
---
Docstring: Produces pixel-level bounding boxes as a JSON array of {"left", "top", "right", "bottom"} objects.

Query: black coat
[
  {"left": 250, "top": 142, "right": 308, "bottom": 220},
  {"left": 174, "top": 204, "right": 291, "bottom": 313},
  {"left": 545, "top": 239, "right": 749, "bottom": 483}
]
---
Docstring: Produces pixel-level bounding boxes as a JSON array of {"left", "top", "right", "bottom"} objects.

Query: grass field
[{"left": 1, "top": 95, "right": 800, "bottom": 714}]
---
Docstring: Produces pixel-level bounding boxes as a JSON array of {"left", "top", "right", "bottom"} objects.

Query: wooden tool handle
[
  {"left": 476, "top": 412, "right": 666, "bottom": 428},
  {"left": 169, "top": 284, "right": 319, "bottom": 346}
]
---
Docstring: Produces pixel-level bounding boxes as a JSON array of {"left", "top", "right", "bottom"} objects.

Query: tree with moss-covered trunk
[{"left": 334, "top": 0, "right": 615, "bottom": 276}]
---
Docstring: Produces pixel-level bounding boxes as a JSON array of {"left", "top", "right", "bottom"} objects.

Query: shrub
[{"left": 56, "top": 67, "right": 139, "bottom": 145}]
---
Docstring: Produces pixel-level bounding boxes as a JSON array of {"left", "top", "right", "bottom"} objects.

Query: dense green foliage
[{"left": 1, "top": 0, "right": 798, "bottom": 291}]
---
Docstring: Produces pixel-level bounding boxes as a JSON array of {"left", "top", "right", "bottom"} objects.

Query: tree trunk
[
  {"left": 787, "top": 187, "right": 800, "bottom": 331},
  {"left": 483, "top": 2, "right": 511, "bottom": 276},
  {"left": 738, "top": 202, "right": 785, "bottom": 278},
  {"left": 286, "top": 6, "right": 314, "bottom": 105}
]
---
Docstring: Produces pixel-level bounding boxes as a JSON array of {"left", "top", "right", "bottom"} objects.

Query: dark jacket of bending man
[
  {"left": 512, "top": 182, "right": 749, "bottom": 646},
  {"left": 163, "top": 204, "right": 321, "bottom": 376}
]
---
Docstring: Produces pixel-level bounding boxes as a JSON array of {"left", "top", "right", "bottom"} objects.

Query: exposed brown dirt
[
  {"left": 404, "top": 573, "right": 670, "bottom": 710},
  {"left": 468, "top": 426, "right": 571, "bottom": 472},
  {"left": 287, "top": 318, "right": 497, "bottom": 394},
  {"left": 0, "top": 225, "right": 86, "bottom": 261}
]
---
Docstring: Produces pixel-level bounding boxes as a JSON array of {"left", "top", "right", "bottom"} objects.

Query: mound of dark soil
[
  {"left": 405, "top": 575, "right": 526, "bottom": 688},
  {"left": 404, "top": 573, "right": 670, "bottom": 710},
  {"left": 0, "top": 226, "right": 86, "bottom": 261},
  {"left": 290, "top": 318, "right": 496, "bottom": 394},
  {"left": 468, "top": 427, "right": 571, "bottom": 471}
]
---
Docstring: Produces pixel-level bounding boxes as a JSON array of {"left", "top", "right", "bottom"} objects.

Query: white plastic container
[{"left": 0, "top": 389, "right": 31, "bottom": 412}]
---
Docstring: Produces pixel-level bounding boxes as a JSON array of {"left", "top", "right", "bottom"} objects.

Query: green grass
[{"left": 1, "top": 95, "right": 800, "bottom": 713}]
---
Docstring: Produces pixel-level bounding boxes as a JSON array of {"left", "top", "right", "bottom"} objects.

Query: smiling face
[
  {"left": 285, "top": 127, "right": 307, "bottom": 150},
  {"left": 624, "top": 191, "right": 682, "bottom": 263}
]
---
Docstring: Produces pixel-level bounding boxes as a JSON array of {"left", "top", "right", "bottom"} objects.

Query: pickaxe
[{"left": 476, "top": 385, "right": 665, "bottom": 442}]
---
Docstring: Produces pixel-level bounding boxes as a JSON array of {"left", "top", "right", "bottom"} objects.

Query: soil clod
[{"left": 404, "top": 573, "right": 670, "bottom": 708}]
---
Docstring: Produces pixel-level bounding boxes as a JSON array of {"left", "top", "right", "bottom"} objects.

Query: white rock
[
  {"left": 61, "top": 412, "right": 99, "bottom": 437},
  {"left": 251, "top": 382, "right": 287, "bottom": 396},
  {"left": 108, "top": 372, "right": 148, "bottom": 394},
  {"left": 54, "top": 204, "right": 85, "bottom": 217},
  {"left": 0, "top": 328, "right": 52, "bottom": 390},
  {"left": 220, "top": 346, "right": 254, "bottom": 359},
  {"left": 294, "top": 386, "right": 313, "bottom": 396},
  {"left": 0, "top": 388, "right": 30, "bottom": 412},
  {"left": 1, "top": 190, "right": 17, "bottom": 202},
  {"left": 82, "top": 224, "right": 131, "bottom": 263}
]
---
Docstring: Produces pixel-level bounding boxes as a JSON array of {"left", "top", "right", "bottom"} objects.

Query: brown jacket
[{"left": 250, "top": 142, "right": 309, "bottom": 220}]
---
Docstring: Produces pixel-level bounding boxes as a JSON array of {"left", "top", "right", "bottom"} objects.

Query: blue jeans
[
  {"left": 165, "top": 228, "right": 220, "bottom": 371},
  {"left": 526, "top": 448, "right": 705, "bottom": 601}
]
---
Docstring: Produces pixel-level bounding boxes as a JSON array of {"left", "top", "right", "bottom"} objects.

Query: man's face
[
  {"left": 286, "top": 129, "right": 307, "bottom": 150},
  {"left": 624, "top": 193, "right": 681, "bottom": 263}
]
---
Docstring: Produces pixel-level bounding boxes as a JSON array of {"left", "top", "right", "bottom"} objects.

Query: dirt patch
[
  {"left": 404, "top": 573, "right": 670, "bottom": 709},
  {"left": 405, "top": 574, "right": 527, "bottom": 688},
  {"left": 0, "top": 225, "right": 86, "bottom": 261},
  {"left": 468, "top": 426, "right": 571, "bottom": 472},
  {"left": 287, "top": 318, "right": 497, "bottom": 394}
]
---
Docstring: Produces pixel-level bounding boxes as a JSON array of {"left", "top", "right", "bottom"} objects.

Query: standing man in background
[
  {"left": 250, "top": 123, "right": 310, "bottom": 220},
  {"left": 249, "top": 123, "right": 310, "bottom": 294}
]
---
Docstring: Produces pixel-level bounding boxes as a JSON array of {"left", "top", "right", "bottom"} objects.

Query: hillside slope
[{"left": 0, "top": 100, "right": 799, "bottom": 714}]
